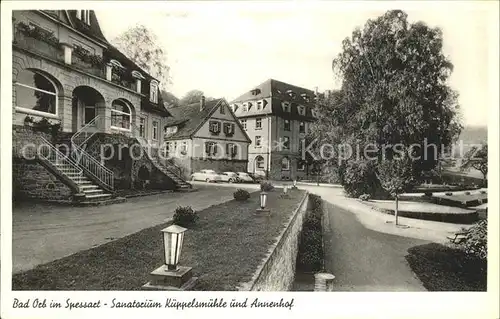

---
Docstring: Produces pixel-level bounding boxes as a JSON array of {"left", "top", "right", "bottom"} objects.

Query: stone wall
[
  {"left": 13, "top": 158, "right": 72, "bottom": 201},
  {"left": 241, "top": 192, "right": 309, "bottom": 291},
  {"left": 85, "top": 133, "right": 176, "bottom": 190}
]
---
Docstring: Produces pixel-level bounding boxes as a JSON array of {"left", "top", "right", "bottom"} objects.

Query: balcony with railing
[{"left": 13, "top": 21, "right": 138, "bottom": 93}]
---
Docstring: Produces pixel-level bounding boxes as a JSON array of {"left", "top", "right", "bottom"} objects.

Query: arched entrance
[{"left": 72, "top": 86, "right": 105, "bottom": 132}]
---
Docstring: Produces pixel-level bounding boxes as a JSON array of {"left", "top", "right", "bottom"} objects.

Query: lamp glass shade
[
  {"left": 260, "top": 192, "right": 267, "bottom": 209},
  {"left": 161, "top": 224, "right": 187, "bottom": 269}
]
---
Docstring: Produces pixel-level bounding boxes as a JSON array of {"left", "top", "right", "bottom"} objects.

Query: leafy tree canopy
[
  {"left": 178, "top": 90, "right": 213, "bottom": 106},
  {"left": 113, "top": 24, "right": 171, "bottom": 89},
  {"left": 310, "top": 10, "right": 463, "bottom": 187}
]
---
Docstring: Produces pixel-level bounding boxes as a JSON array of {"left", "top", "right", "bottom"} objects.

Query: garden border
[{"left": 239, "top": 191, "right": 309, "bottom": 291}]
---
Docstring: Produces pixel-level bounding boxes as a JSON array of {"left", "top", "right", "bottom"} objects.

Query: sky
[{"left": 94, "top": 1, "right": 495, "bottom": 127}]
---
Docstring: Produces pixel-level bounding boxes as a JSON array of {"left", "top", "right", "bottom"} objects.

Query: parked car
[
  {"left": 190, "top": 169, "right": 222, "bottom": 183},
  {"left": 220, "top": 172, "right": 240, "bottom": 183},
  {"left": 248, "top": 172, "right": 266, "bottom": 183},
  {"left": 236, "top": 172, "right": 255, "bottom": 183}
]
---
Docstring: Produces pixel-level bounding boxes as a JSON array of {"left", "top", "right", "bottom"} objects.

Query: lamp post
[
  {"left": 143, "top": 224, "right": 197, "bottom": 290},
  {"left": 256, "top": 191, "right": 270, "bottom": 213},
  {"left": 161, "top": 225, "right": 186, "bottom": 271}
]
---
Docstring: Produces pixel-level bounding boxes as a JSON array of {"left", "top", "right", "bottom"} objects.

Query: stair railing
[
  {"left": 129, "top": 122, "right": 188, "bottom": 184},
  {"left": 38, "top": 136, "right": 84, "bottom": 180},
  {"left": 71, "top": 115, "right": 114, "bottom": 190}
]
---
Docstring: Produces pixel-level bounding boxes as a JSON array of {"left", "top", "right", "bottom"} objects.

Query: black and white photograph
[{"left": 1, "top": 1, "right": 498, "bottom": 318}]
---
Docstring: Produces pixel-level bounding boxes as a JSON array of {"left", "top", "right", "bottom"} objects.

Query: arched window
[
  {"left": 150, "top": 80, "right": 159, "bottom": 103},
  {"left": 281, "top": 157, "right": 290, "bottom": 171},
  {"left": 111, "top": 100, "right": 131, "bottom": 131},
  {"left": 15, "top": 70, "right": 58, "bottom": 116},
  {"left": 256, "top": 156, "right": 265, "bottom": 169}
]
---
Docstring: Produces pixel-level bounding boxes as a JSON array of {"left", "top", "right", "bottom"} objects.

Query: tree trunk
[{"left": 395, "top": 195, "right": 399, "bottom": 226}]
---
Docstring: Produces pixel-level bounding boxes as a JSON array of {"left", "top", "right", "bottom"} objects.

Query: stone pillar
[
  {"left": 59, "top": 95, "right": 73, "bottom": 133},
  {"left": 136, "top": 79, "right": 142, "bottom": 93},
  {"left": 105, "top": 63, "right": 113, "bottom": 81},
  {"left": 60, "top": 43, "right": 74, "bottom": 65},
  {"left": 102, "top": 99, "right": 112, "bottom": 134},
  {"left": 314, "top": 273, "right": 335, "bottom": 292}
]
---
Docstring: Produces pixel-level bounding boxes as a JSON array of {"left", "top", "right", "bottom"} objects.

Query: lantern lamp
[
  {"left": 292, "top": 179, "right": 298, "bottom": 189},
  {"left": 161, "top": 224, "right": 187, "bottom": 270},
  {"left": 283, "top": 186, "right": 288, "bottom": 194},
  {"left": 142, "top": 224, "right": 197, "bottom": 290},
  {"left": 256, "top": 191, "right": 270, "bottom": 213}
]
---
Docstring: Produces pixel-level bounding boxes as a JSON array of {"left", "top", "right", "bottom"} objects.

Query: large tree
[
  {"left": 161, "top": 90, "right": 179, "bottom": 108},
  {"left": 112, "top": 25, "right": 171, "bottom": 88},
  {"left": 460, "top": 142, "right": 488, "bottom": 186},
  {"left": 309, "top": 10, "right": 462, "bottom": 195},
  {"left": 178, "top": 90, "right": 213, "bottom": 106}
]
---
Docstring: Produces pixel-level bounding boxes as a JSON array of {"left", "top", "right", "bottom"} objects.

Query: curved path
[{"left": 323, "top": 202, "right": 428, "bottom": 291}]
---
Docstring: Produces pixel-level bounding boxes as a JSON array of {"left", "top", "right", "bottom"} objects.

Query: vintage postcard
[{"left": 1, "top": 1, "right": 498, "bottom": 318}]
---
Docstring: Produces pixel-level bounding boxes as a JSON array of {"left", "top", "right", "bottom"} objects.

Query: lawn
[
  {"left": 406, "top": 243, "right": 487, "bottom": 291},
  {"left": 12, "top": 189, "right": 307, "bottom": 291},
  {"left": 363, "top": 200, "right": 478, "bottom": 224}
]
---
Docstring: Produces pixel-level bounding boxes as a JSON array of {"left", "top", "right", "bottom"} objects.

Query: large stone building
[
  {"left": 12, "top": 10, "right": 190, "bottom": 204},
  {"left": 230, "top": 79, "right": 318, "bottom": 180},
  {"left": 163, "top": 97, "right": 251, "bottom": 179}
]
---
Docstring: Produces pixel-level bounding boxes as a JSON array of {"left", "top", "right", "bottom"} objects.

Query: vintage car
[
  {"left": 190, "top": 169, "right": 222, "bottom": 183},
  {"left": 236, "top": 172, "right": 255, "bottom": 183},
  {"left": 220, "top": 172, "right": 240, "bottom": 183}
]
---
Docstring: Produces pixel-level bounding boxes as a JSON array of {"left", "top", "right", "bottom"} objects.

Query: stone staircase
[
  {"left": 38, "top": 136, "right": 114, "bottom": 203},
  {"left": 149, "top": 156, "right": 192, "bottom": 191}
]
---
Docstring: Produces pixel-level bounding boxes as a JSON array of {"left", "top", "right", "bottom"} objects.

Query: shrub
[
  {"left": 424, "top": 191, "right": 433, "bottom": 197},
  {"left": 445, "top": 192, "right": 453, "bottom": 196},
  {"left": 233, "top": 189, "right": 250, "bottom": 201},
  {"left": 457, "top": 220, "right": 487, "bottom": 261},
  {"left": 297, "top": 195, "right": 323, "bottom": 272},
  {"left": 465, "top": 191, "right": 471, "bottom": 195},
  {"left": 172, "top": 206, "right": 199, "bottom": 227},
  {"left": 359, "top": 194, "right": 371, "bottom": 201},
  {"left": 340, "top": 160, "right": 386, "bottom": 198},
  {"left": 260, "top": 181, "right": 274, "bottom": 192},
  {"left": 480, "top": 190, "right": 486, "bottom": 194}
]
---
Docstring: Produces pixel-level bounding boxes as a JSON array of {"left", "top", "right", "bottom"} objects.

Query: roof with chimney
[
  {"left": 163, "top": 98, "right": 251, "bottom": 142},
  {"left": 40, "top": 10, "right": 170, "bottom": 116}
]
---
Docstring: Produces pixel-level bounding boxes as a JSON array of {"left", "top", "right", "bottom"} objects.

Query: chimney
[{"left": 200, "top": 95, "right": 205, "bottom": 111}]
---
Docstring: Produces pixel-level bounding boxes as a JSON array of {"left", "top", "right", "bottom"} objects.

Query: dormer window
[
  {"left": 131, "top": 70, "right": 145, "bottom": 80},
  {"left": 298, "top": 105, "right": 306, "bottom": 116},
  {"left": 232, "top": 104, "right": 239, "bottom": 112},
  {"left": 76, "top": 10, "right": 91, "bottom": 25},
  {"left": 165, "top": 126, "right": 178, "bottom": 136},
  {"left": 282, "top": 101, "right": 291, "bottom": 112},
  {"left": 257, "top": 100, "right": 262, "bottom": 110},
  {"left": 286, "top": 90, "right": 296, "bottom": 99},
  {"left": 251, "top": 88, "right": 261, "bottom": 95},
  {"left": 150, "top": 80, "right": 158, "bottom": 103},
  {"left": 109, "top": 59, "right": 124, "bottom": 69},
  {"left": 247, "top": 102, "right": 253, "bottom": 110},
  {"left": 301, "top": 93, "right": 310, "bottom": 103},
  {"left": 242, "top": 103, "right": 248, "bottom": 112}
]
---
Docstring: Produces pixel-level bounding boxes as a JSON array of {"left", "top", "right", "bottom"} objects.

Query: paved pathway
[
  {"left": 12, "top": 185, "right": 240, "bottom": 273},
  {"left": 322, "top": 202, "right": 428, "bottom": 291}
]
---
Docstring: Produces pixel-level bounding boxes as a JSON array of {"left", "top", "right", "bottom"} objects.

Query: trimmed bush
[
  {"left": 233, "top": 189, "right": 250, "bottom": 201},
  {"left": 480, "top": 190, "right": 487, "bottom": 194},
  {"left": 296, "top": 194, "right": 324, "bottom": 272},
  {"left": 424, "top": 191, "right": 433, "bottom": 197},
  {"left": 260, "top": 181, "right": 274, "bottom": 192},
  {"left": 445, "top": 192, "right": 453, "bottom": 196},
  {"left": 465, "top": 191, "right": 471, "bottom": 195},
  {"left": 359, "top": 194, "right": 371, "bottom": 201},
  {"left": 172, "top": 206, "right": 199, "bottom": 227},
  {"left": 457, "top": 220, "right": 487, "bottom": 261}
]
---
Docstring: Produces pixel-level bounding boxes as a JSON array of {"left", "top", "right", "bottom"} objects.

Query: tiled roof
[
  {"left": 163, "top": 99, "right": 225, "bottom": 139},
  {"left": 230, "top": 79, "right": 317, "bottom": 120},
  {"left": 231, "top": 79, "right": 315, "bottom": 105}
]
